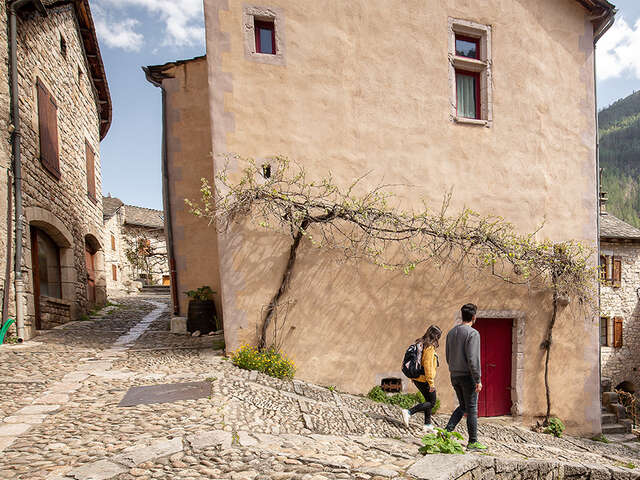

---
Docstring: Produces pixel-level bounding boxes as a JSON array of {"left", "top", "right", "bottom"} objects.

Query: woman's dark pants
[{"left": 409, "top": 380, "right": 437, "bottom": 425}]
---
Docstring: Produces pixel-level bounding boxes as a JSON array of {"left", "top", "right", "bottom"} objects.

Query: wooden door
[
  {"left": 473, "top": 318, "right": 513, "bottom": 417},
  {"left": 85, "top": 246, "right": 96, "bottom": 305},
  {"left": 30, "top": 227, "right": 42, "bottom": 330}
]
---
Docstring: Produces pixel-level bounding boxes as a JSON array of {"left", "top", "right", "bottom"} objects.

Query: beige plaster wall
[
  {"left": 162, "top": 58, "right": 223, "bottom": 319},
  {"left": 203, "top": 0, "right": 600, "bottom": 433}
]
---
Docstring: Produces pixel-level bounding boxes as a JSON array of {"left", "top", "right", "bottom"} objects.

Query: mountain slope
[{"left": 599, "top": 90, "right": 640, "bottom": 227}]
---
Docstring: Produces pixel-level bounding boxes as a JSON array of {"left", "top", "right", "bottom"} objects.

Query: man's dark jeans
[
  {"left": 445, "top": 375, "right": 478, "bottom": 443},
  {"left": 409, "top": 380, "right": 437, "bottom": 425}
]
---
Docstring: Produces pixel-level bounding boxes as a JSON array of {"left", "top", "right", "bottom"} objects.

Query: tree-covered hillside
[{"left": 599, "top": 90, "right": 640, "bottom": 227}]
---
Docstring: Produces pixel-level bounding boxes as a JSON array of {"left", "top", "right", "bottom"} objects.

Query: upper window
[
  {"left": 36, "top": 79, "right": 60, "bottom": 179},
  {"left": 60, "top": 35, "right": 67, "bottom": 59},
  {"left": 449, "top": 19, "right": 492, "bottom": 125},
  {"left": 455, "top": 35, "right": 479, "bottom": 59},
  {"left": 600, "top": 254, "right": 621, "bottom": 287},
  {"left": 255, "top": 19, "right": 276, "bottom": 54},
  {"left": 600, "top": 317, "right": 609, "bottom": 347}
]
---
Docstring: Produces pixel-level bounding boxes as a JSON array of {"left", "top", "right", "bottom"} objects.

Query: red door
[
  {"left": 473, "top": 318, "right": 513, "bottom": 417},
  {"left": 85, "top": 246, "right": 96, "bottom": 306}
]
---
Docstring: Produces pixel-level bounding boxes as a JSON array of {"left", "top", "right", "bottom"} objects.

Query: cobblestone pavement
[{"left": 1, "top": 297, "right": 640, "bottom": 480}]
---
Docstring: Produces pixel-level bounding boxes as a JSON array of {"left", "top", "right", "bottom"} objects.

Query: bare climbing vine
[{"left": 187, "top": 155, "right": 597, "bottom": 422}]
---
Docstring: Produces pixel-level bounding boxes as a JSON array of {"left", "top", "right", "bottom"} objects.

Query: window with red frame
[
  {"left": 255, "top": 19, "right": 275, "bottom": 54},
  {"left": 454, "top": 34, "right": 481, "bottom": 119}
]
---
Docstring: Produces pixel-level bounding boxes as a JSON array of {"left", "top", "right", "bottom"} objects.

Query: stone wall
[
  {"left": 600, "top": 240, "right": 640, "bottom": 391},
  {"left": 0, "top": 4, "right": 107, "bottom": 338},
  {"left": 39, "top": 296, "right": 72, "bottom": 329}
]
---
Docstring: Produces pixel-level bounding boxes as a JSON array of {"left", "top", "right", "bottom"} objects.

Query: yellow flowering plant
[{"left": 231, "top": 345, "right": 296, "bottom": 379}]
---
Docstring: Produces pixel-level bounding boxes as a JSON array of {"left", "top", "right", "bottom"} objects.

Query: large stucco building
[
  {"left": 148, "top": 0, "right": 615, "bottom": 434},
  {"left": 0, "top": 1, "right": 110, "bottom": 339}
]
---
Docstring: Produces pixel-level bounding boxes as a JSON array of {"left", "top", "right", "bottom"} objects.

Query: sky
[{"left": 95, "top": 0, "right": 640, "bottom": 211}]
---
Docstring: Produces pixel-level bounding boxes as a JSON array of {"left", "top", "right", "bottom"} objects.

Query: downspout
[
  {"left": 143, "top": 68, "right": 179, "bottom": 315},
  {"left": 8, "top": 0, "right": 46, "bottom": 341},
  {"left": 592, "top": 8, "right": 615, "bottom": 422}
]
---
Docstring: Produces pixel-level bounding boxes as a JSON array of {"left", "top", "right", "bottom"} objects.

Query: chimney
[{"left": 600, "top": 190, "right": 608, "bottom": 215}]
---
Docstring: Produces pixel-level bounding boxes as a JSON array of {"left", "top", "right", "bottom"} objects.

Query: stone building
[
  {"left": 148, "top": 0, "right": 615, "bottom": 434},
  {"left": 0, "top": 1, "right": 111, "bottom": 339},
  {"left": 600, "top": 211, "right": 640, "bottom": 394},
  {"left": 103, "top": 196, "right": 169, "bottom": 297}
]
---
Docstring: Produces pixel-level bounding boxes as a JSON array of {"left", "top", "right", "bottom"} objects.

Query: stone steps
[
  {"left": 602, "top": 423, "right": 632, "bottom": 435},
  {"left": 140, "top": 286, "right": 170, "bottom": 296},
  {"left": 601, "top": 413, "right": 617, "bottom": 425}
]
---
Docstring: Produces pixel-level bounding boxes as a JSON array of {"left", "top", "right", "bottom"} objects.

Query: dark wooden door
[
  {"left": 85, "top": 246, "right": 96, "bottom": 305},
  {"left": 30, "top": 227, "right": 42, "bottom": 330},
  {"left": 473, "top": 318, "right": 513, "bottom": 417}
]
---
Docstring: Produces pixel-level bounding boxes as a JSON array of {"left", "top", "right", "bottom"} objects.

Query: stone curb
[{"left": 407, "top": 454, "right": 640, "bottom": 480}]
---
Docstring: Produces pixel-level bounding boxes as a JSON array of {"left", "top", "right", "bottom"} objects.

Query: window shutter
[
  {"left": 614, "top": 317, "right": 623, "bottom": 348},
  {"left": 36, "top": 79, "right": 60, "bottom": 178},
  {"left": 112, "top": 264, "right": 117, "bottom": 281},
  {"left": 613, "top": 257, "right": 622, "bottom": 288},
  {"left": 86, "top": 141, "right": 96, "bottom": 201},
  {"left": 599, "top": 255, "right": 606, "bottom": 283}
]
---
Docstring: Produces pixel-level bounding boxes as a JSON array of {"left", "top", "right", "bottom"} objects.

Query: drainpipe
[
  {"left": 593, "top": 8, "right": 615, "bottom": 422},
  {"left": 142, "top": 68, "right": 179, "bottom": 315},
  {"left": 8, "top": 0, "right": 47, "bottom": 341}
]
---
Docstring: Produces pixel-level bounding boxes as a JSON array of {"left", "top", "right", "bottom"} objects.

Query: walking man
[{"left": 445, "top": 303, "right": 487, "bottom": 450}]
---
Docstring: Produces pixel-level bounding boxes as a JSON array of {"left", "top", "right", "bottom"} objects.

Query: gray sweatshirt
[{"left": 445, "top": 324, "right": 481, "bottom": 384}]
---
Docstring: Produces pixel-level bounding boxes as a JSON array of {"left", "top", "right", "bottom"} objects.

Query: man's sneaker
[
  {"left": 401, "top": 409, "right": 410, "bottom": 428},
  {"left": 466, "top": 442, "right": 488, "bottom": 451},
  {"left": 423, "top": 424, "right": 436, "bottom": 434}
]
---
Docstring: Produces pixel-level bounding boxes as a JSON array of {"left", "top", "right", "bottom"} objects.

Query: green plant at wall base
[
  {"left": 185, "top": 286, "right": 216, "bottom": 302},
  {"left": 543, "top": 417, "right": 565, "bottom": 437},
  {"left": 591, "top": 434, "right": 610, "bottom": 443},
  {"left": 366, "top": 386, "right": 440, "bottom": 413},
  {"left": 419, "top": 428, "right": 465, "bottom": 455},
  {"left": 231, "top": 345, "right": 295, "bottom": 379}
]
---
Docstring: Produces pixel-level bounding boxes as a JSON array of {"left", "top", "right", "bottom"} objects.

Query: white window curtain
[{"left": 456, "top": 73, "right": 477, "bottom": 119}]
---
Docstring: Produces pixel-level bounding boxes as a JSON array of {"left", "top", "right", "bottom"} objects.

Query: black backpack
[{"left": 402, "top": 343, "right": 425, "bottom": 379}]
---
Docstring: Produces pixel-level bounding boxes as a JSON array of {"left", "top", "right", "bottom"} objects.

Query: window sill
[{"left": 454, "top": 117, "right": 488, "bottom": 127}]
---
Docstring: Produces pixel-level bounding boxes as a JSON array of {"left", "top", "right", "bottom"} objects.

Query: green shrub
[
  {"left": 419, "top": 428, "right": 465, "bottom": 455},
  {"left": 592, "top": 434, "right": 610, "bottom": 443},
  {"left": 366, "top": 386, "right": 440, "bottom": 413},
  {"left": 231, "top": 345, "right": 295, "bottom": 379},
  {"left": 544, "top": 417, "right": 565, "bottom": 438}
]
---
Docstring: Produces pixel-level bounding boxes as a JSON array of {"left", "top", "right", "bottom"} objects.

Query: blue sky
[{"left": 96, "top": 0, "right": 640, "bottom": 211}]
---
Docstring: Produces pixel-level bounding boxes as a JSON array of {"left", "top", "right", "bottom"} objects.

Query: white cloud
[
  {"left": 95, "top": 0, "right": 204, "bottom": 49},
  {"left": 597, "top": 16, "right": 640, "bottom": 81},
  {"left": 95, "top": 17, "right": 144, "bottom": 52}
]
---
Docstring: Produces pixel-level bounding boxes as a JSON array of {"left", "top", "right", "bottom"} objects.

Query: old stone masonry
[{"left": 1, "top": 298, "right": 640, "bottom": 480}]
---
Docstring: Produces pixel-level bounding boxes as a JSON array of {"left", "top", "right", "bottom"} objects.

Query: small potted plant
[{"left": 185, "top": 286, "right": 218, "bottom": 334}]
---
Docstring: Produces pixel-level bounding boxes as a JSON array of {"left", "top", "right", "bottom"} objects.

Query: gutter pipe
[{"left": 8, "top": 0, "right": 47, "bottom": 341}]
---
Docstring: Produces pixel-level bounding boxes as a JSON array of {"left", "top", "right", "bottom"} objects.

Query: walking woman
[{"left": 402, "top": 325, "right": 442, "bottom": 433}]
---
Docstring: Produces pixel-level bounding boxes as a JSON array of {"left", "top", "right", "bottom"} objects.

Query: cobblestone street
[{"left": 2, "top": 297, "right": 640, "bottom": 480}]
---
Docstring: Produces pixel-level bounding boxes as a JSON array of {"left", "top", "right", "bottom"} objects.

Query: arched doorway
[{"left": 616, "top": 381, "right": 636, "bottom": 394}]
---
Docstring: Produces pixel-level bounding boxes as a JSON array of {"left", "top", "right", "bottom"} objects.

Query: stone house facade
[
  {"left": 103, "top": 196, "right": 169, "bottom": 297},
  {"left": 0, "top": 1, "right": 111, "bottom": 339},
  {"left": 150, "top": 0, "right": 615, "bottom": 435},
  {"left": 600, "top": 212, "right": 640, "bottom": 394}
]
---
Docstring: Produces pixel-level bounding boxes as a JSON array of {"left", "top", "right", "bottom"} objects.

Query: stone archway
[
  {"left": 25, "top": 207, "right": 76, "bottom": 334},
  {"left": 616, "top": 381, "right": 636, "bottom": 394}
]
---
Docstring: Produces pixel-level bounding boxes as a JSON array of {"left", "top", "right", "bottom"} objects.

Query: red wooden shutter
[
  {"left": 613, "top": 317, "right": 623, "bottom": 348},
  {"left": 86, "top": 141, "right": 96, "bottom": 201},
  {"left": 36, "top": 79, "right": 60, "bottom": 178},
  {"left": 613, "top": 257, "right": 622, "bottom": 288},
  {"left": 112, "top": 264, "right": 117, "bottom": 281}
]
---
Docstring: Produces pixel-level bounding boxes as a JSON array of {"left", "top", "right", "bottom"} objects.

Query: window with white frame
[{"left": 448, "top": 18, "right": 492, "bottom": 126}]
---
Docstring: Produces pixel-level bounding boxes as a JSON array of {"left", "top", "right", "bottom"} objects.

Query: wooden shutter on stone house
[
  {"left": 613, "top": 256, "right": 622, "bottom": 288},
  {"left": 36, "top": 79, "right": 60, "bottom": 178},
  {"left": 614, "top": 317, "right": 624, "bottom": 348},
  {"left": 85, "top": 141, "right": 96, "bottom": 201}
]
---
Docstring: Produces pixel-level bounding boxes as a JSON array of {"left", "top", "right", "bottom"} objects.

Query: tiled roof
[
  {"left": 124, "top": 205, "right": 164, "bottom": 229},
  {"left": 600, "top": 214, "right": 640, "bottom": 240},
  {"left": 102, "top": 196, "right": 123, "bottom": 219}
]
